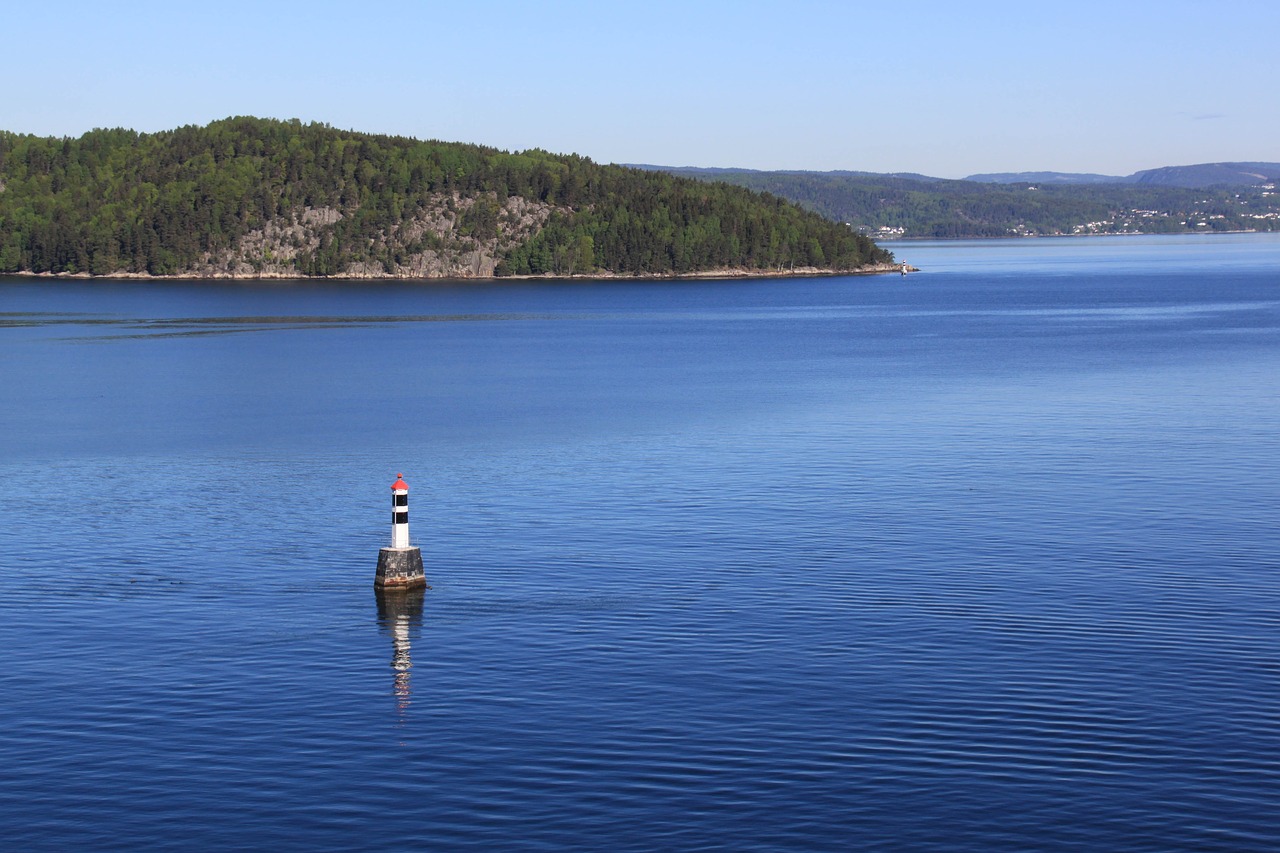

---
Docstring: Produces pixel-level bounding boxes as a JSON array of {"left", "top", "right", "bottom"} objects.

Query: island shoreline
[{"left": 5, "top": 262, "right": 917, "bottom": 282}]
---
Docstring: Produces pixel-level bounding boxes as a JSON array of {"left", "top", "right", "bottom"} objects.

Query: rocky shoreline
[{"left": 7, "top": 262, "right": 917, "bottom": 282}]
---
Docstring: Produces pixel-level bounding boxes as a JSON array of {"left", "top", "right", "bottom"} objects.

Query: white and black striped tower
[
  {"left": 375, "top": 473, "right": 426, "bottom": 589},
  {"left": 391, "top": 473, "right": 411, "bottom": 548}
]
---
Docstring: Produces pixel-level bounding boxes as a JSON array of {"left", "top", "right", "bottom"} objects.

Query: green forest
[
  {"left": 657, "top": 168, "right": 1280, "bottom": 238},
  {"left": 0, "top": 117, "right": 891, "bottom": 278}
]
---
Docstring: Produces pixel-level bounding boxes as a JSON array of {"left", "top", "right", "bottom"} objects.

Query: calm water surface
[{"left": 2, "top": 234, "right": 1279, "bottom": 850}]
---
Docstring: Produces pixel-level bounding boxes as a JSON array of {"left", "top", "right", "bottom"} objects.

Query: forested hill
[
  {"left": 649, "top": 167, "right": 1280, "bottom": 239},
  {"left": 0, "top": 117, "right": 892, "bottom": 278}
]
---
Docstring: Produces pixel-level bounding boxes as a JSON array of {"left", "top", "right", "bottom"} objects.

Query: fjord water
[{"left": 2, "top": 234, "right": 1279, "bottom": 850}]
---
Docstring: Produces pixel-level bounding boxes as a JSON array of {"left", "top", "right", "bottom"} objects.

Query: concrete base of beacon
[{"left": 375, "top": 547, "right": 426, "bottom": 589}]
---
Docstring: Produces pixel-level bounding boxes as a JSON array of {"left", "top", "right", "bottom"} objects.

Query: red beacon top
[{"left": 391, "top": 473, "right": 409, "bottom": 492}]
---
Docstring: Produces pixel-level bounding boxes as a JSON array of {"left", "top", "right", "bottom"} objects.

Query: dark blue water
[{"left": 3, "top": 234, "right": 1279, "bottom": 850}]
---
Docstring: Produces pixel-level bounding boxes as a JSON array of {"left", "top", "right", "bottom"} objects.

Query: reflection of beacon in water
[
  {"left": 375, "top": 586, "right": 425, "bottom": 718},
  {"left": 375, "top": 473, "right": 427, "bottom": 589}
]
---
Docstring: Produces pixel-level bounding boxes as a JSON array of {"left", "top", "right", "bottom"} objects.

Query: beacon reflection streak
[{"left": 375, "top": 585, "right": 425, "bottom": 722}]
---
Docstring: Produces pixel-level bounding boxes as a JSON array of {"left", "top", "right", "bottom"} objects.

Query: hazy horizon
[{"left": 6, "top": 1, "right": 1277, "bottom": 179}]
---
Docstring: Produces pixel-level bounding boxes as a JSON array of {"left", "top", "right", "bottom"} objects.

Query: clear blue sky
[{"left": 6, "top": 0, "right": 1276, "bottom": 178}]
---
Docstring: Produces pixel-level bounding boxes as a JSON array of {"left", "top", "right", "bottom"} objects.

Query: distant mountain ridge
[
  {"left": 966, "top": 171, "right": 1127, "bottom": 185},
  {"left": 967, "top": 162, "right": 1280, "bottom": 188},
  {"left": 1129, "top": 162, "right": 1280, "bottom": 187},
  {"left": 636, "top": 161, "right": 1280, "bottom": 190}
]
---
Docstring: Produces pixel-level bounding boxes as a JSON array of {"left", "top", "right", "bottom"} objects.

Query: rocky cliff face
[{"left": 186, "top": 194, "right": 560, "bottom": 279}]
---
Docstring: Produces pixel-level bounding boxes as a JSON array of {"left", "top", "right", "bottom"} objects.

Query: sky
[{"left": 5, "top": 0, "right": 1277, "bottom": 178}]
